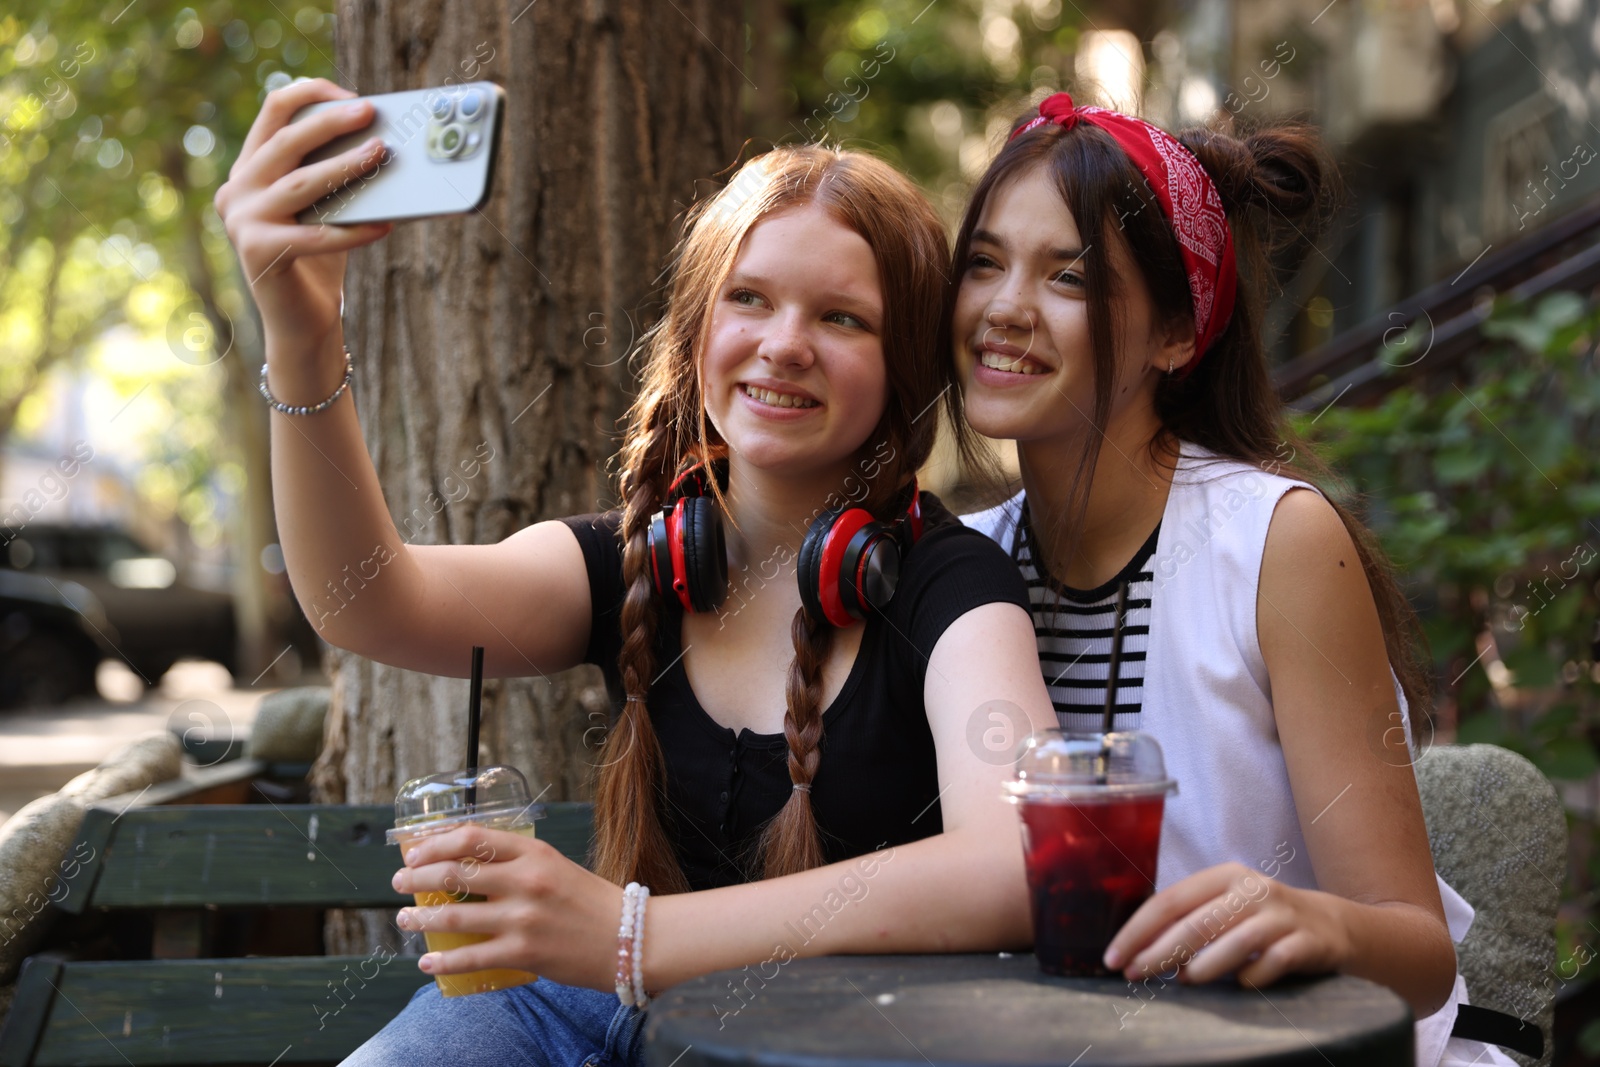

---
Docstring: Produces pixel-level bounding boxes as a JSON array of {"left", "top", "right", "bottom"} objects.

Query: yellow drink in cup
[{"left": 388, "top": 766, "right": 546, "bottom": 997}]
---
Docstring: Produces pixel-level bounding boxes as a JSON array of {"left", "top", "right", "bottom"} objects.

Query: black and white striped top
[{"left": 1012, "top": 506, "right": 1161, "bottom": 731}]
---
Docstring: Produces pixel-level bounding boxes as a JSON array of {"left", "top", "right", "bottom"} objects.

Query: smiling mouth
[
  {"left": 741, "top": 384, "right": 820, "bottom": 408},
  {"left": 978, "top": 350, "right": 1046, "bottom": 376}
]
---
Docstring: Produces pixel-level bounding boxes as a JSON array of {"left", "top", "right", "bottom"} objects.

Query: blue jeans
[{"left": 338, "top": 978, "right": 648, "bottom": 1067}]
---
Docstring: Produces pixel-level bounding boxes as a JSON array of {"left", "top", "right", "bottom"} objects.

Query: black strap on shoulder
[{"left": 1450, "top": 1004, "right": 1543, "bottom": 1058}]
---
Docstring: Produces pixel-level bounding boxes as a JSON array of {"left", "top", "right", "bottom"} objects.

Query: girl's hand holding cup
[
  {"left": 390, "top": 817, "right": 628, "bottom": 994},
  {"left": 213, "top": 76, "right": 393, "bottom": 362},
  {"left": 1103, "top": 861, "right": 1354, "bottom": 989}
]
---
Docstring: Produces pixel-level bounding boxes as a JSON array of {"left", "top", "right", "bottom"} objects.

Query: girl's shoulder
[
  {"left": 1170, "top": 441, "right": 1316, "bottom": 497},
  {"left": 951, "top": 445, "right": 1320, "bottom": 552},
  {"left": 869, "top": 491, "right": 1029, "bottom": 681},
  {"left": 956, "top": 489, "right": 1026, "bottom": 553},
  {"left": 1148, "top": 442, "right": 1327, "bottom": 597},
  {"left": 889, "top": 490, "right": 1030, "bottom": 618},
  {"left": 911, "top": 488, "right": 1006, "bottom": 549},
  {"left": 1160, "top": 442, "right": 1327, "bottom": 536},
  {"left": 559, "top": 510, "right": 626, "bottom": 583},
  {"left": 913, "top": 490, "right": 1022, "bottom": 565}
]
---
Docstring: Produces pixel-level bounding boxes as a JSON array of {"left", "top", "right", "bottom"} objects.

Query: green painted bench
[{"left": 0, "top": 800, "right": 594, "bottom": 1066}]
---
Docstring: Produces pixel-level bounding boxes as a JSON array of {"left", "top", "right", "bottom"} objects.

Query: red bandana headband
[{"left": 1011, "top": 92, "right": 1238, "bottom": 360}]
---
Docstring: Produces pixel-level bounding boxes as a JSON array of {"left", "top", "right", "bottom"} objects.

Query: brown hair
[
  {"left": 939, "top": 113, "right": 1433, "bottom": 731},
  {"left": 594, "top": 145, "right": 950, "bottom": 892}
]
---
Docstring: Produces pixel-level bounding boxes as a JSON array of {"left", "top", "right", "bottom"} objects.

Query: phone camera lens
[
  {"left": 438, "top": 123, "right": 466, "bottom": 157},
  {"left": 429, "top": 94, "right": 454, "bottom": 121},
  {"left": 458, "top": 89, "right": 484, "bottom": 120}
]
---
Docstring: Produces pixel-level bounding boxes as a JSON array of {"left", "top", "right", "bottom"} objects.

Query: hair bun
[
  {"left": 1180, "top": 123, "right": 1341, "bottom": 261},
  {"left": 1180, "top": 128, "right": 1258, "bottom": 208},
  {"left": 1242, "top": 127, "right": 1331, "bottom": 220}
]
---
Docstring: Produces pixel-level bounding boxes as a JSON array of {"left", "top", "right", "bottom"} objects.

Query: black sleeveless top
[{"left": 561, "top": 493, "right": 1031, "bottom": 891}]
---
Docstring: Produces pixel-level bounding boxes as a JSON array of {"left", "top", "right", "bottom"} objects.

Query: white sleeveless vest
[
  {"left": 964, "top": 444, "right": 1319, "bottom": 889},
  {"left": 963, "top": 440, "right": 1514, "bottom": 1067}
]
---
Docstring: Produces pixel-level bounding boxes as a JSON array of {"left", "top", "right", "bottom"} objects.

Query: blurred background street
[{"left": 0, "top": 658, "right": 321, "bottom": 823}]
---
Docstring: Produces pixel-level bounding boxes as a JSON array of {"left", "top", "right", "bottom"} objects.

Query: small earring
[{"left": 1167, "top": 356, "right": 1174, "bottom": 376}]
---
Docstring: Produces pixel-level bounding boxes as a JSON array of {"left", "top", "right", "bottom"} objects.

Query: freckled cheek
[{"left": 704, "top": 330, "right": 747, "bottom": 390}]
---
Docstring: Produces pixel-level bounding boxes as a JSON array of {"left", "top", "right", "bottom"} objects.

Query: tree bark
[{"left": 310, "top": 0, "right": 741, "bottom": 954}]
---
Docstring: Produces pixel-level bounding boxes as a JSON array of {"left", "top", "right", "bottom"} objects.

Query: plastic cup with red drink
[{"left": 1004, "top": 730, "right": 1177, "bottom": 976}]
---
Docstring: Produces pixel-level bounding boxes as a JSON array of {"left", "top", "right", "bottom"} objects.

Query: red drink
[
  {"left": 1020, "top": 794, "right": 1164, "bottom": 976},
  {"left": 1005, "top": 729, "right": 1176, "bottom": 978}
]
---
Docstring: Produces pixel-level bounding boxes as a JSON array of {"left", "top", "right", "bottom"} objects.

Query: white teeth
[
  {"left": 743, "top": 385, "right": 819, "bottom": 408},
  {"left": 980, "top": 351, "right": 1044, "bottom": 375}
]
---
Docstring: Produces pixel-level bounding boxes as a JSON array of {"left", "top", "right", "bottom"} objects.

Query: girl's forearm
[
  {"left": 265, "top": 330, "right": 417, "bottom": 653},
  {"left": 1330, "top": 894, "right": 1456, "bottom": 1018},
  {"left": 643, "top": 828, "right": 1032, "bottom": 991}
]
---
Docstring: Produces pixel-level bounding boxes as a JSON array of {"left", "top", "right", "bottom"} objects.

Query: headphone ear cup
[
  {"left": 797, "top": 507, "right": 844, "bottom": 626},
  {"left": 648, "top": 509, "right": 674, "bottom": 601},
  {"left": 679, "top": 496, "right": 727, "bottom": 612},
  {"left": 801, "top": 508, "right": 880, "bottom": 628},
  {"left": 850, "top": 531, "right": 901, "bottom": 613}
]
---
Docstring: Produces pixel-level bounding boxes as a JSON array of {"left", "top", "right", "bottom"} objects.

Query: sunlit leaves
[
  {"left": 2, "top": 0, "right": 334, "bottom": 544},
  {"left": 766, "top": 0, "right": 1083, "bottom": 218},
  {"left": 174, "top": 11, "right": 204, "bottom": 50},
  {"left": 136, "top": 171, "right": 179, "bottom": 220}
]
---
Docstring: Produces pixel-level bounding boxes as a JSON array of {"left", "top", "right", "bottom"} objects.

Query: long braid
[
  {"left": 756, "top": 604, "right": 835, "bottom": 878},
  {"left": 592, "top": 409, "right": 693, "bottom": 894}
]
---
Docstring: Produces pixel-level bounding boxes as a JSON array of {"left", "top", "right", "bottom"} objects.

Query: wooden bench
[{"left": 0, "top": 797, "right": 594, "bottom": 1066}]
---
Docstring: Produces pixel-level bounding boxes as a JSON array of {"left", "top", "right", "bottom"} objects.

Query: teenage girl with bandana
[{"left": 950, "top": 93, "right": 1521, "bottom": 1067}]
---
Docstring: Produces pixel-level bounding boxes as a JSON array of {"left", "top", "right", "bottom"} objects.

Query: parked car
[
  {"left": 0, "top": 523, "right": 237, "bottom": 686},
  {"left": 0, "top": 568, "right": 116, "bottom": 707}
]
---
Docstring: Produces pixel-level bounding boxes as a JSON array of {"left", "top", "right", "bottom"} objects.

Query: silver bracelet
[
  {"left": 632, "top": 885, "right": 650, "bottom": 1009},
  {"left": 616, "top": 882, "right": 640, "bottom": 1006},
  {"left": 259, "top": 347, "right": 354, "bottom": 415}
]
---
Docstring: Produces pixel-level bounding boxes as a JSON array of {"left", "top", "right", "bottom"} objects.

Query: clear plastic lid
[
  {"left": 1003, "top": 729, "right": 1178, "bottom": 802},
  {"left": 385, "top": 765, "right": 545, "bottom": 843}
]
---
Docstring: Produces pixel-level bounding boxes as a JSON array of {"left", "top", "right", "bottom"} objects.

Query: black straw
[
  {"left": 465, "top": 645, "right": 484, "bottom": 807},
  {"left": 1096, "top": 582, "right": 1130, "bottom": 785},
  {"left": 1101, "top": 582, "right": 1129, "bottom": 735}
]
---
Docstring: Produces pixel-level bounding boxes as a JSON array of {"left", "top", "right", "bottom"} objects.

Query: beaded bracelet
[
  {"left": 632, "top": 886, "right": 651, "bottom": 1009},
  {"left": 616, "top": 882, "right": 639, "bottom": 1006},
  {"left": 259, "top": 347, "right": 354, "bottom": 416}
]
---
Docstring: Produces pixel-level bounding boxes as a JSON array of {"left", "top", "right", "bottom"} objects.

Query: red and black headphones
[{"left": 648, "top": 460, "right": 924, "bottom": 628}]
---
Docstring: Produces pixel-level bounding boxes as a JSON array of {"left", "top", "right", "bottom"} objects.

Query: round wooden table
[{"left": 643, "top": 953, "right": 1413, "bottom": 1067}]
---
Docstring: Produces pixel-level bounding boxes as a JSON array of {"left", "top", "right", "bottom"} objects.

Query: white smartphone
[{"left": 291, "top": 81, "right": 505, "bottom": 225}]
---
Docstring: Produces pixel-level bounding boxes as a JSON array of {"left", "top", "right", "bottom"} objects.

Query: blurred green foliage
[
  {"left": 752, "top": 0, "right": 1085, "bottom": 217},
  {"left": 1298, "top": 292, "right": 1600, "bottom": 940},
  {"left": 1, "top": 1, "right": 334, "bottom": 543}
]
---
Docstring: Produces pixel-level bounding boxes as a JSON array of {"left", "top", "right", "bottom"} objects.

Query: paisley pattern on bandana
[
  {"left": 1147, "top": 125, "right": 1228, "bottom": 269},
  {"left": 1009, "top": 94, "right": 1238, "bottom": 362}
]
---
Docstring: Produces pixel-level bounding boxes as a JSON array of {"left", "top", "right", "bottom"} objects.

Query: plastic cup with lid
[
  {"left": 1004, "top": 730, "right": 1177, "bottom": 976},
  {"left": 388, "top": 765, "right": 546, "bottom": 996}
]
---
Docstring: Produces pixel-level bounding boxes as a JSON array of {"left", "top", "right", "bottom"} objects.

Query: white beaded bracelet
[
  {"left": 632, "top": 885, "right": 651, "bottom": 1009},
  {"left": 259, "top": 347, "right": 354, "bottom": 416},
  {"left": 616, "top": 882, "right": 639, "bottom": 1006}
]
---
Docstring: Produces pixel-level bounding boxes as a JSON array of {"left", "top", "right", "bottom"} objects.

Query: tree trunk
[{"left": 310, "top": 0, "right": 741, "bottom": 955}]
